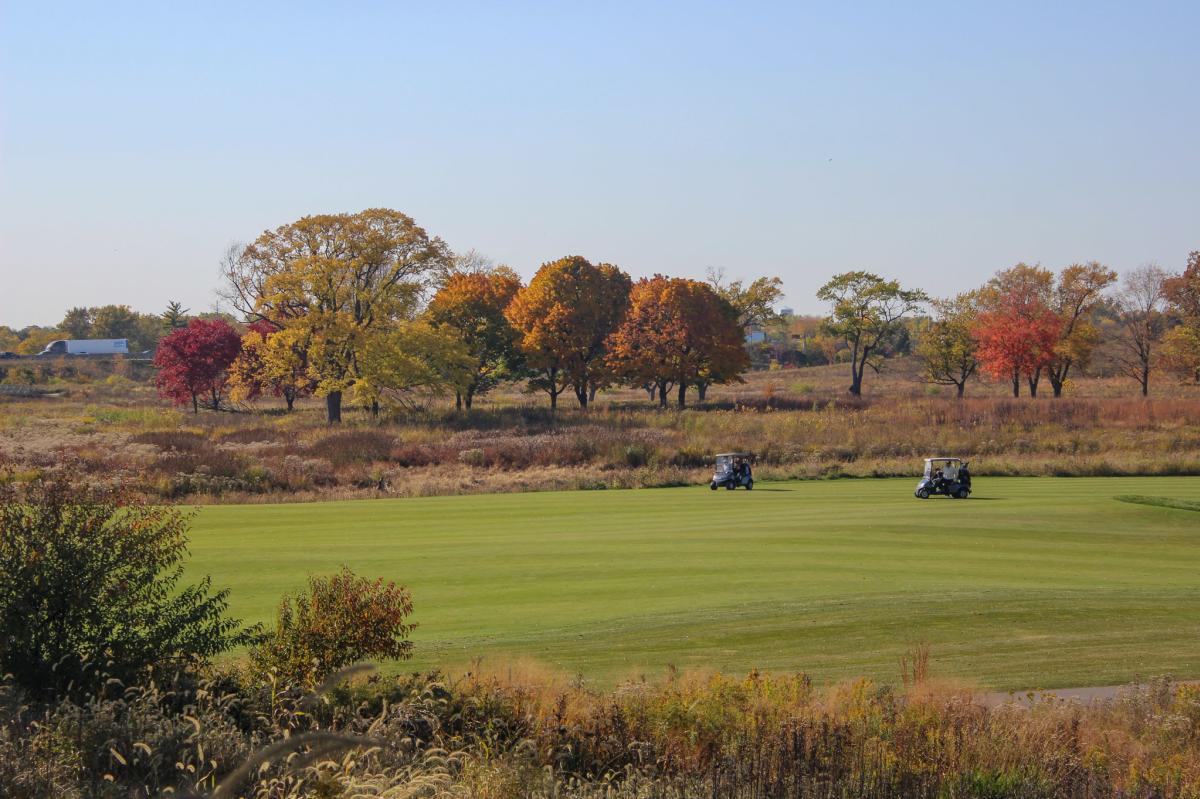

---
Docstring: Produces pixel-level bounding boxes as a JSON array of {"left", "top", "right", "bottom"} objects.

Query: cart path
[{"left": 981, "top": 682, "right": 1197, "bottom": 707}]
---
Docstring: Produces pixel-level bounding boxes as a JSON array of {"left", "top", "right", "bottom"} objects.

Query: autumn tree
[
  {"left": 505, "top": 256, "right": 631, "bottom": 409},
  {"left": 154, "top": 318, "right": 243, "bottom": 412},
  {"left": 222, "top": 209, "right": 452, "bottom": 423},
  {"left": 426, "top": 266, "right": 524, "bottom": 409},
  {"left": 608, "top": 276, "right": 748, "bottom": 407},
  {"left": 228, "top": 320, "right": 316, "bottom": 411},
  {"left": 915, "top": 292, "right": 980, "bottom": 398},
  {"left": 1162, "top": 251, "right": 1200, "bottom": 383},
  {"left": 351, "top": 320, "right": 475, "bottom": 414},
  {"left": 816, "top": 272, "right": 927, "bottom": 396},
  {"left": 973, "top": 272, "right": 1061, "bottom": 397},
  {"left": 1111, "top": 264, "right": 1168, "bottom": 396},
  {"left": 249, "top": 567, "right": 414, "bottom": 688},
  {"left": 1041, "top": 262, "right": 1118, "bottom": 396}
]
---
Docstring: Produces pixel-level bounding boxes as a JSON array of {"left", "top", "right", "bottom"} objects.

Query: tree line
[{"left": 154, "top": 208, "right": 763, "bottom": 422}]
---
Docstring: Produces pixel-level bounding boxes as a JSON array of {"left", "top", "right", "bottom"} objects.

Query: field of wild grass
[
  {"left": 5, "top": 664, "right": 1199, "bottom": 798},
  {"left": 2, "top": 360, "right": 1200, "bottom": 501}
]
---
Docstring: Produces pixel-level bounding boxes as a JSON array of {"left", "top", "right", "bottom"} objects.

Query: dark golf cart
[
  {"left": 914, "top": 457, "right": 971, "bottom": 499},
  {"left": 711, "top": 452, "right": 754, "bottom": 490}
]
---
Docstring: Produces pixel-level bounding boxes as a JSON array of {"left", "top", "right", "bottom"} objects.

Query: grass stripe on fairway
[{"left": 187, "top": 477, "right": 1200, "bottom": 690}]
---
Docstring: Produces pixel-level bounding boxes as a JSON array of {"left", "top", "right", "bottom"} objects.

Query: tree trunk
[
  {"left": 370, "top": 399, "right": 380, "bottom": 418},
  {"left": 1028, "top": 375, "right": 1039, "bottom": 397},
  {"left": 659, "top": 385, "right": 669, "bottom": 408},
  {"left": 697, "top": 382, "right": 709, "bottom": 401},
  {"left": 1011, "top": 370, "right": 1020, "bottom": 398},
  {"left": 677, "top": 383, "right": 687, "bottom": 408},
  {"left": 326, "top": 391, "right": 343, "bottom": 424},
  {"left": 1141, "top": 365, "right": 1149, "bottom": 397},
  {"left": 465, "top": 387, "right": 475, "bottom": 409},
  {"left": 849, "top": 362, "right": 864, "bottom": 396},
  {"left": 589, "top": 384, "right": 598, "bottom": 403},
  {"left": 956, "top": 382, "right": 965, "bottom": 399},
  {"left": 646, "top": 383, "right": 657, "bottom": 402},
  {"left": 574, "top": 384, "right": 588, "bottom": 408},
  {"left": 285, "top": 391, "right": 295, "bottom": 412},
  {"left": 549, "top": 390, "right": 557, "bottom": 410},
  {"left": 455, "top": 391, "right": 462, "bottom": 411},
  {"left": 192, "top": 393, "right": 198, "bottom": 414}
]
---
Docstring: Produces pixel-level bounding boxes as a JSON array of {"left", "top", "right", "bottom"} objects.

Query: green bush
[{"left": 0, "top": 468, "right": 260, "bottom": 698}]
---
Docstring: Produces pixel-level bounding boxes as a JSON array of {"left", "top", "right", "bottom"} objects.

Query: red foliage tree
[
  {"left": 973, "top": 295, "right": 1061, "bottom": 397},
  {"left": 154, "top": 318, "right": 243, "bottom": 412}
]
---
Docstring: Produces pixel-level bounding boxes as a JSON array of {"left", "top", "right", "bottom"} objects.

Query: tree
[
  {"left": 426, "top": 266, "right": 524, "bottom": 409},
  {"left": 228, "top": 320, "right": 316, "bottom": 411},
  {"left": 979, "top": 264, "right": 1055, "bottom": 395},
  {"left": 0, "top": 470, "right": 258, "bottom": 698},
  {"left": 816, "top": 272, "right": 928, "bottom": 396},
  {"left": 608, "top": 276, "right": 748, "bottom": 407},
  {"left": 1162, "top": 251, "right": 1200, "bottom": 383},
  {"left": 1111, "top": 265, "right": 1168, "bottom": 396},
  {"left": 915, "top": 292, "right": 980, "bottom": 398},
  {"left": 223, "top": 209, "right": 452, "bottom": 423},
  {"left": 162, "top": 300, "right": 190, "bottom": 330},
  {"left": 154, "top": 318, "right": 243, "bottom": 412},
  {"left": 350, "top": 320, "right": 475, "bottom": 415},
  {"left": 706, "top": 268, "right": 785, "bottom": 330},
  {"left": 1044, "top": 262, "right": 1118, "bottom": 396},
  {"left": 249, "top": 566, "right": 414, "bottom": 688},
  {"left": 505, "top": 256, "right": 631, "bottom": 409},
  {"left": 14, "top": 327, "right": 62, "bottom": 355},
  {"left": 973, "top": 287, "right": 1061, "bottom": 397},
  {"left": 60, "top": 307, "right": 93, "bottom": 338}
]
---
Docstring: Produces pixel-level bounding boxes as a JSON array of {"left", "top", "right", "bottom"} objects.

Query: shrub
[
  {"left": 250, "top": 567, "right": 416, "bottom": 688},
  {"left": 0, "top": 468, "right": 259, "bottom": 698}
]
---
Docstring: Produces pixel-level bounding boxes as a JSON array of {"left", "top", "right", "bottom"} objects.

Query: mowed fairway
[{"left": 187, "top": 477, "right": 1200, "bottom": 690}]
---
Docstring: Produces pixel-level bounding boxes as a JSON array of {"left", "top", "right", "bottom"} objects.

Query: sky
[{"left": 1, "top": 1, "right": 1198, "bottom": 328}]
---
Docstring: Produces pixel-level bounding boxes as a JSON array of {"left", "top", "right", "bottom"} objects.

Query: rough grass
[
  {"left": 187, "top": 476, "right": 1200, "bottom": 691},
  {"left": 1114, "top": 494, "right": 1200, "bottom": 512}
]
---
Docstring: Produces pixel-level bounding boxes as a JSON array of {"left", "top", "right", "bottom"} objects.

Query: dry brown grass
[{"left": 2, "top": 360, "right": 1199, "bottom": 502}]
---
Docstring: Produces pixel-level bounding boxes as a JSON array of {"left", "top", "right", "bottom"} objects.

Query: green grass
[{"left": 187, "top": 477, "right": 1200, "bottom": 691}]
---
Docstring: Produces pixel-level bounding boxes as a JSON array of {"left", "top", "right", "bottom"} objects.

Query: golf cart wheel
[
  {"left": 726, "top": 483, "right": 735, "bottom": 490},
  {"left": 916, "top": 488, "right": 930, "bottom": 499},
  {"left": 710, "top": 482, "right": 718, "bottom": 491},
  {"left": 746, "top": 479, "right": 753, "bottom": 490}
]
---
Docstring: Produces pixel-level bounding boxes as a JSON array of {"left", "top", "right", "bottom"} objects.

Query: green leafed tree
[
  {"left": 915, "top": 292, "right": 980, "bottom": 398},
  {"left": 817, "top": 271, "right": 928, "bottom": 396}
]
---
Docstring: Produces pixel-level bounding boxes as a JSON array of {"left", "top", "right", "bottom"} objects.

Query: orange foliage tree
[
  {"left": 426, "top": 267, "right": 524, "bottom": 409},
  {"left": 505, "top": 256, "right": 631, "bottom": 409},
  {"left": 973, "top": 268, "right": 1062, "bottom": 397},
  {"left": 607, "top": 276, "right": 749, "bottom": 407}
]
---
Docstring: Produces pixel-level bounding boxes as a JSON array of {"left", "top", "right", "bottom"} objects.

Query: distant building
[{"left": 780, "top": 307, "right": 794, "bottom": 317}]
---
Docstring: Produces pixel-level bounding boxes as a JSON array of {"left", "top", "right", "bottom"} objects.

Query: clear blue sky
[{"left": 2, "top": 1, "right": 1197, "bottom": 327}]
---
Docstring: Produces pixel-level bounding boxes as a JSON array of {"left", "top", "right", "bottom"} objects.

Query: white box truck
[{"left": 39, "top": 338, "right": 130, "bottom": 356}]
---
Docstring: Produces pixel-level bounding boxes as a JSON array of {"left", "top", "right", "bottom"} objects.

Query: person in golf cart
[
  {"left": 914, "top": 457, "right": 971, "bottom": 499},
  {"left": 710, "top": 452, "right": 754, "bottom": 490}
]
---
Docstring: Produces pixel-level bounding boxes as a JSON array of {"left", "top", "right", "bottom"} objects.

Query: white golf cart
[{"left": 914, "top": 457, "right": 972, "bottom": 499}]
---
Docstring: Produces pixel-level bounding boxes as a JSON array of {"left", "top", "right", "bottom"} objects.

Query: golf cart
[
  {"left": 914, "top": 457, "right": 971, "bottom": 499},
  {"left": 711, "top": 452, "right": 754, "bottom": 490}
]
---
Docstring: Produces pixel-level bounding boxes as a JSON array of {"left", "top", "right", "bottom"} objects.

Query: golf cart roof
[
  {"left": 924, "top": 457, "right": 963, "bottom": 463},
  {"left": 715, "top": 452, "right": 752, "bottom": 458}
]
